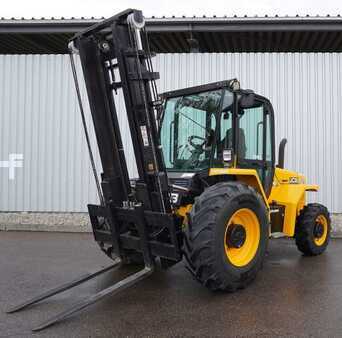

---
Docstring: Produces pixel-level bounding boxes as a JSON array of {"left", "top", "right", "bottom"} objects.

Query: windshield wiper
[{"left": 177, "top": 109, "right": 210, "bottom": 136}]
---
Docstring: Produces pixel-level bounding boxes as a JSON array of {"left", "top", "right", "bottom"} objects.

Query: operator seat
[{"left": 225, "top": 128, "right": 247, "bottom": 159}]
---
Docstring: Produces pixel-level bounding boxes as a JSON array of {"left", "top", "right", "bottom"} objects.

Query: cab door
[{"left": 237, "top": 98, "right": 275, "bottom": 196}]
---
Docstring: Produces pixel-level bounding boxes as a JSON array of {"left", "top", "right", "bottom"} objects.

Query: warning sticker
[{"left": 140, "top": 125, "right": 149, "bottom": 147}]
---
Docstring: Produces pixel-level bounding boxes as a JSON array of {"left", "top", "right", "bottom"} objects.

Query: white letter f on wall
[{"left": 0, "top": 154, "right": 24, "bottom": 180}]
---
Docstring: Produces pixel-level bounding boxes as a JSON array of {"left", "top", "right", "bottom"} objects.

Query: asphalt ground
[{"left": 1, "top": 232, "right": 342, "bottom": 338}]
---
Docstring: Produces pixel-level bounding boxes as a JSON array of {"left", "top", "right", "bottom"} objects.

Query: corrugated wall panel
[
  {"left": 0, "top": 53, "right": 341, "bottom": 212},
  {"left": 0, "top": 55, "right": 101, "bottom": 212}
]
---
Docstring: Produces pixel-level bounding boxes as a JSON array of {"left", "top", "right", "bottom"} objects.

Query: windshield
[{"left": 159, "top": 89, "right": 223, "bottom": 171}]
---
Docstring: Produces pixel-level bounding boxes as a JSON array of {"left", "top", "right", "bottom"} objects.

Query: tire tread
[
  {"left": 184, "top": 181, "right": 268, "bottom": 292},
  {"left": 295, "top": 203, "right": 330, "bottom": 256}
]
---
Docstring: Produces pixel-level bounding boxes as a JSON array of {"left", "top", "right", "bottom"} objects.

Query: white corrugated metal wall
[{"left": 0, "top": 53, "right": 341, "bottom": 212}]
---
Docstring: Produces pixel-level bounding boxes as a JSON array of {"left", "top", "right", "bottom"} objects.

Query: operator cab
[{"left": 159, "top": 79, "right": 275, "bottom": 197}]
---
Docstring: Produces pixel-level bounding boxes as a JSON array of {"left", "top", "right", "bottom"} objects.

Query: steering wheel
[
  {"left": 188, "top": 135, "right": 206, "bottom": 149},
  {"left": 178, "top": 135, "right": 206, "bottom": 169}
]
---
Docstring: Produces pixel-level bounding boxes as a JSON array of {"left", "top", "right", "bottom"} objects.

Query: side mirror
[
  {"left": 277, "top": 138, "right": 287, "bottom": 169},
  {"left": 239, "top": 91, "right": 255, "bottom": 108}
]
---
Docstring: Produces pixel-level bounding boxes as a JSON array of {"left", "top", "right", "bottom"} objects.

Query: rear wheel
[
  {"left": 184, "top": 182, "right": 269, "bottom": 292},
  {"left": 295, "top": 203, "right": 330, "bottom": 255}
]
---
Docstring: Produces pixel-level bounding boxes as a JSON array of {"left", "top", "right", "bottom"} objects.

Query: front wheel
[
  {"left": 295, "top": 203, "right": 330, "bottom": 256},
  {"left": 184, "top": 182, "right": 269, "bottom": 292}
]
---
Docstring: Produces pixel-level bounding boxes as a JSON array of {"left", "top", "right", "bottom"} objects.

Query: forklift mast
[
  {"left": 70, "top": 9, "right": 182, "bottom": 265},
  {"left": 6, "top": 11, "right": 184, "bottom": 330}
]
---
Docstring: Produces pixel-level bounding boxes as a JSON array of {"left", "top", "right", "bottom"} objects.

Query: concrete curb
[
  {"left": 0, "top": 212, "right": 92, "bottom": 233},
  {"left": 1, "top": 212, "right": 342, "bottom": 237},
  {"left": 0, "top": 223, "right": 91, "bottom": 233}
]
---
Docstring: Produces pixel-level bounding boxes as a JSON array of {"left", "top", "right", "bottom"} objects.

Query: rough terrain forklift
[{"left": 7, "top": 9, "right": 331, "bottom": 331}]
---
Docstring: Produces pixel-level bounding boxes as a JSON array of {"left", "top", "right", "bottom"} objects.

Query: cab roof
[{"left": 160, "top": 79, "right": 238, "bottom": 99}]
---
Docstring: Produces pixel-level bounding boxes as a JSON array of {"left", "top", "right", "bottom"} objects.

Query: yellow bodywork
[
  {"left": 175, "top": 204, "right": 192, "bottom": 225},
  {"left": 268, "top": 168, "right": 318, "bottom": 236},
  {"left": 209, "top": 168, "right": 269, "bottom": 207},
  {"left": 175, "top": 167, "right": 319, "bottom": 237}
]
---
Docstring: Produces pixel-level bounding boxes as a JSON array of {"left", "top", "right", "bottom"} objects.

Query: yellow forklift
[{"left": 7, "top": 9, "right": 330, "bottom": 331}]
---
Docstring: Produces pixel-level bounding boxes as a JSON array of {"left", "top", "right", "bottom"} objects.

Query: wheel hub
[
  {"left": 313, "top": 222, "right": 324, "bottom": 239},
  {"left": 226, "top": 224, "right": 246, "bottom": 248}
]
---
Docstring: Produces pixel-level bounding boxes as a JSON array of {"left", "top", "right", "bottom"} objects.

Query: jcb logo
[
  {"left": 289, "top": 177, "right": 298, "bottom": 184},
  {"left": 171, "top": 193, "right": 179, "bottom": 204}
]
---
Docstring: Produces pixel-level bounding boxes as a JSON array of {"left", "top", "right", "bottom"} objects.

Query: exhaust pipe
[{"left": 277, "top": 138, "right": 287, "bottom": 169}]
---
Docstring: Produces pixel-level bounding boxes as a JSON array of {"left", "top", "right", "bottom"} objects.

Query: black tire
[
  {"left": 295, "top": 203, "right": 330, "bottom": 256},
  {"left": 184, "top": 181, "right": 269, "bottom": 292}
]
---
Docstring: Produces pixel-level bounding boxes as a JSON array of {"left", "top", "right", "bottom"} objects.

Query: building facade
[
  {"left": 0, "top": 16, "right": 341, "bottom": 231},
  {"left": 0, "top": 52, "right": 341, "bottom": 214}
]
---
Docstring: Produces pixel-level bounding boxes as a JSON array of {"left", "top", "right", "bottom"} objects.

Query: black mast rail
[
  {"left": 6, "top": 9, "right": 183, "bottom": 332},
  {"left": 71, "top": 9, "right": 182, "bottom": 263}
]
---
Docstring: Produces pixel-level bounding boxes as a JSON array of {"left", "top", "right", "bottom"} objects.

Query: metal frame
[
  {"left": 31, "top": 267, "right": 153, "bottom": 332},
  {"left": 7, "top": 9, "right": 183, "bottom": 332},
  {"left": 235, "top": 99, "right": 276, "bottom": 196},
  {"left": 6, "top": 262, "right": 120, "bottom": 314},
  {"left": 1, "top": 16, "right": 342, "bottom": 34},
  {"left": 6, "top": 259, "right": 153, "bottom": 331},
  {"left": 1, "top": 17, "right": 342, "bottom": 54},
  {"left": 159, "top": 83, "right": 276, "bottom": 197},
  {"left": 160, "top": 79, "right": 236, "bottom": 99},
  {"left": 69, "top": 8, "right": 182, "bottom": 267},
  {"left": 1, "top": 14, "right": 342, "bottom": 55},
  {"left": 160, "top": 84, "right": 228, "bottom": 171}
]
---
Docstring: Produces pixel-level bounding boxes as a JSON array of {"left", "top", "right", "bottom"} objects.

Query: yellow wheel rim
[
  {"left": 314, "top": 215, "right": 328, "bottom": 246},
  {"left": 224, "top": 208, "right": 260, "bottom": 267}
]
